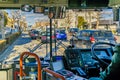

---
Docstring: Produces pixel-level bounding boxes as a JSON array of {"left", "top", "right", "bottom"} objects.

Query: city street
[
  {"left": 0, "top": 31, "right": 120, "bottom": 63},
  {"left": 0, "top": 32, "right": 40, "bottom": 62},
  {"left": 0, "top": 31, "right": 70, "bottom": 63}
]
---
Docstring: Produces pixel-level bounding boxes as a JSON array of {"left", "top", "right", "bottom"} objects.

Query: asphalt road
[
  {"left": 0, "top": 32, "right": 120, "bottom": 64},
  {"left": 0, "top": 32, "right": 40, "bottom": 62},
  {"left": 0, "top": 31, "right": 70, "bottom": 63}
]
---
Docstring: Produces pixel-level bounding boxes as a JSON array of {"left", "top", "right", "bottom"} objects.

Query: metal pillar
[{"left": 48, "top": 11, "right": 54, "bottom": 62}]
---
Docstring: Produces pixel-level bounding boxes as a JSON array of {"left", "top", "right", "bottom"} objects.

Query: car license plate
[
  {"left": 35, "top": 34, "right": 38, "bottom": 36},
  {"left": 47, "top": 37, "right": 50, "bottom": 39}
]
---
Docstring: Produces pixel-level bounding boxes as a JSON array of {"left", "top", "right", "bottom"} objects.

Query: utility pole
[{"left": 48, "top": 7, "right": 54, "bottom": 62}]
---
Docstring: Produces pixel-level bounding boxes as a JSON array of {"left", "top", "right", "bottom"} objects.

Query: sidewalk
[
  {"left": 0, "top": 31, "right": 41, "bottom": 62},
  {"left": 0, "top": 33, "right": 23, "bottom": 62}
]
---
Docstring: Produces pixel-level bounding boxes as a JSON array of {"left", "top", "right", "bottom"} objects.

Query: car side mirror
[{"left": 21, "top": 4, "right": 32, "bottom": 12}]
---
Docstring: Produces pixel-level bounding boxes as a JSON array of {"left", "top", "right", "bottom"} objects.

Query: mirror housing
[{"left": 21, "top": 4, "right": 32, "bottom": 12}]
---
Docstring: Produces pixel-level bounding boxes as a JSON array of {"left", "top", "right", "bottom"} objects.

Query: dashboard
[
  {"left": 65, "top": 48, "right": 112, "bottom": 67},
  {"left": 64, "top": 48, "right": 113, "bottom": 77},
  {"left": 80, "top": 49, "right": 111, "bottom": 67}
]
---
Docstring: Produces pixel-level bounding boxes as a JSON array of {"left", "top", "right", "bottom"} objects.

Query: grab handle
[{"left": 19, "top": 52, "right": 42, "bottom": 80}]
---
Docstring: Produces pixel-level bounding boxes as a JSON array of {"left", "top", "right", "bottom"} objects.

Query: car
[
  {"left": 5, "top": 27, "right": 12, "bottom": 34},
  {"left": 41, "top": 31, "right": 56, "bottom": 43},
  {"left": 29, "top": 30, "right": 39, "bottom": 39},
  {"left": 76, "top": 29, "right": 117, "bottom": 47},
  {"left": 56, "top": 29, "right": 67, "bottom": 40},
  {"left": 36, "top": 29, "right": 43, "bottom": 39},
  {"left": 68, "top": 27, "right": 79, "bottom": 36},
  {"left": 116, "top": 28, "right": 120, "bottom": 36}
]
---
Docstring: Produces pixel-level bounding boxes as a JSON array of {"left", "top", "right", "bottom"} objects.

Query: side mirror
[{"left": 21, "top": 4, "right": 32, "bottom": 12}]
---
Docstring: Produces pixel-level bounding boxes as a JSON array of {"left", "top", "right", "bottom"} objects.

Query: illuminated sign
[{"left": 34, "top": 6, "right": 44, "bottom": 13}]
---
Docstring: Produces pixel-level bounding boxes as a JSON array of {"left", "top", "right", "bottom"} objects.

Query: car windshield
[
  {"left": 60, "top": 30, "right": 65, "bottom": 33},
  {"left": 93, "top": 31, "right": 113, "bottom": 37},
  {"left": 92, "top": 31, "right": 101, "bottom": 37},
  {"left": 103, "top": 31, "right": 113, "bottom": 37},
  {"left": 41, "top": 32, "right": 53, "bottom": 36},
  {"left": 32, "top": 31, "right": 39, "bottom": 34},
  {"left": 70, "top": 28, "right": 79, "bottom": 32}
]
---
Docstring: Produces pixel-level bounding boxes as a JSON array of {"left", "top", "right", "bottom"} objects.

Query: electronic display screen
[
  {"left": 34, "top": 6, "right": 44, "bottom": 13},
  {"left": 95, "top": 51, "right": 109, "bottom": 58},
  {"left": 81, "top": 50, "right": 108, "bottom": 62},
  {"left": 51, "top": 60, "right": 64, "bottom": 72}
]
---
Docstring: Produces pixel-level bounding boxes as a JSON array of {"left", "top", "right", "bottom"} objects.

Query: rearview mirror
[{"left": 21, "top": 4, "right": 32, "bottom": 12}]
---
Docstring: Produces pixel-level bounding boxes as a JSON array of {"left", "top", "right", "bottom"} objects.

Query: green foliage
[
  {"left": 0, "top": 11, "right": 8, "bottom": 27},
  {"left": 0, "top": 40, "right": 6, "bottom": 52},
  {"left": 3, "top": 11, "right": 8, "bottom": 27},
  {"left": 77, "top": 16, "right": 85, "bottom": 29}
]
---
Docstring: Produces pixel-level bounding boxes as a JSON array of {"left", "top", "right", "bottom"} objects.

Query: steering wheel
[{"left": 91, "top": 42, "right": 115, "bottom": 67}]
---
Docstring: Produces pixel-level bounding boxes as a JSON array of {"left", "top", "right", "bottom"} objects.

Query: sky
[
  {"left": 4, "top": 9, "right": 49, "bottom": 25},
  {"left": 100, "top": 9, "right": 113, "bottom": 20},
  {"left": 4, "top": 8, "right": 113, "bottom": 26}
]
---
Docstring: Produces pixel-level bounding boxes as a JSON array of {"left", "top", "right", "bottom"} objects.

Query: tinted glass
[
  {"left": 103, "top": 31, "right": 113, "bottom": 37},
  {"left": 69, "top": 28, "right": 79, "bottom": 32},
  {"left": 93, "top": 31, "right": 101, "bottom": 37},
  {"left": 33, "top": 31, "right": 39, "bottom": 34},
  {"left": 60, "top": 30, "right": 66, "bottom": 33},
  {"left": 80, "top": 31, "right": 90, "bottom": 37}
]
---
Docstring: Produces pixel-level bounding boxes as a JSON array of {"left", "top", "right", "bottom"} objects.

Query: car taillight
[
  {"left": 42, "top": 36, "right": 46, "bottom": 40},
  {"left": 52, "top": 36, "right": 55, "bottom": 39},
  {"left": 90, "top": 36, "right": 95, "bottom": 43},
  {"left": 31, "top": 33, "right": 35, "bottom": 36}
]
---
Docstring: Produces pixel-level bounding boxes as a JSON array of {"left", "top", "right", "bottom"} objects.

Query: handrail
[
  {"left": 19, "top": 52, "right": 42, "bottom": 80},
  {"left": 43, "top": 68, "right": 65, "bottom": 80},
  {"left": 14, "top": 71, "right": 26, "bottom": 80}
]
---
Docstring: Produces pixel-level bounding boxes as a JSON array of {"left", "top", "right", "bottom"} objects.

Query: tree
[
  {"left": 92, "top": 9, "right": 103, "bottom": 29},
  {"left": 0, "top": 10, "right": 8, "bottom": 39},
  {"left": 3, "top": 11, "right": 8, "bottom": 27},
  {"left": 0, "top": 11, "right": 8, "bottom": 29},
  {"left": 77, "top": 16, "right": 86, "bottom": 29},
  {"left": 64, "top": 10, "right": 73, "bottom": 30}
]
